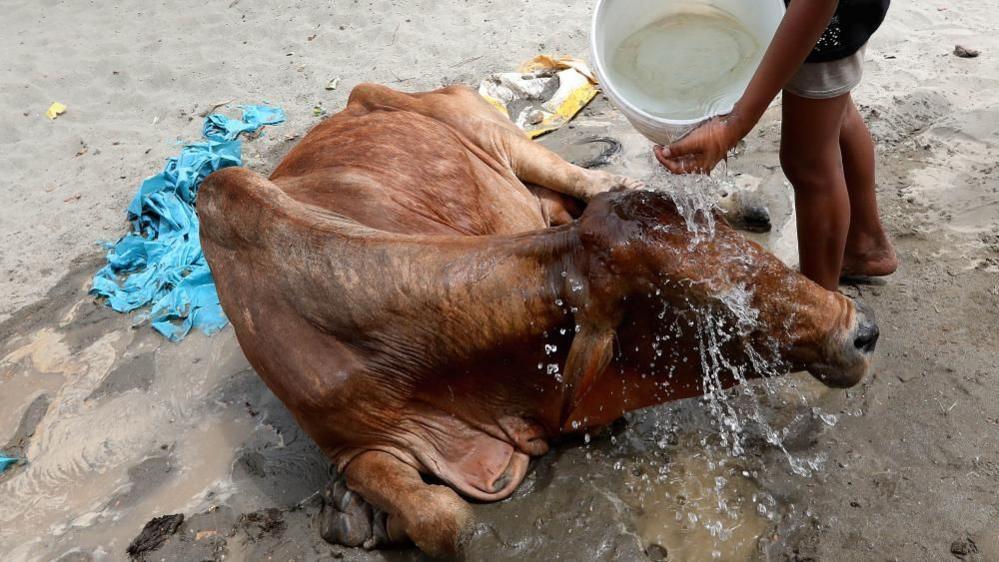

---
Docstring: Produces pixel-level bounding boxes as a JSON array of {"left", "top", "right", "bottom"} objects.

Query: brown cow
[{"left": 198, "top": 84, "right": 878, "bottom": 557}]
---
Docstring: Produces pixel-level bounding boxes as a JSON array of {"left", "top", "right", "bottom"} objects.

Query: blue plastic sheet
[
  {"left": 92, "top": 105, "right": 285, "bottom": 341},
  {"left": 0, "top": 455, "right": 17, "bottom": 473}
]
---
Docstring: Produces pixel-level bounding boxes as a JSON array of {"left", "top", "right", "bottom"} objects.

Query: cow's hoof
[
  {"left": 403, "top": 485, "right": 475, "bottom": 558},
  {"left": 319, "top": 477, "right": 392, "bottom": 549},
  {"left": 583, "top": 170, "right": 646, "bottom": 200},
  {"left": 610, "top": 175, "right": 647, "bottom": 192}
]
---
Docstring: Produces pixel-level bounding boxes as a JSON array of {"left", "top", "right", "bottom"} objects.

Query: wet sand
[{"left": 2, "top": 1, "right": 998, "bottom": 561}]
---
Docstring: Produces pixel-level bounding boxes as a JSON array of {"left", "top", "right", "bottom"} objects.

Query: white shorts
[{"left": 784, "top": 44, "right": 868, "bottom": 100}]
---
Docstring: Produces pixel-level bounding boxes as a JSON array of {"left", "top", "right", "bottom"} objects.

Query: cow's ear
[{"left": 560, "top": 325, "right": 615, "bottom": 424}]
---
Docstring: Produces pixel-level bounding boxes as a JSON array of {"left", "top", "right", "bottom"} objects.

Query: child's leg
[
  {"left": 780, "top": 91, "right": 851, "bottom": 291},
  {"left": 839, "top": 97, "right": 898, "bottom": 276}
]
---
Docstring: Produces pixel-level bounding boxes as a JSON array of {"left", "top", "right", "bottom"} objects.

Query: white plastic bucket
[{"left": 591, "top": 0, "right": 785, "bottom": 145}]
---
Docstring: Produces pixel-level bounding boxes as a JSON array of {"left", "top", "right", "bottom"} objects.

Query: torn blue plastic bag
[
  {"left": 91, "top": 105, "right": 285, "bottom": 341},
  {"left": 0, "top": 455, "right": 17, "bottom": 473}
]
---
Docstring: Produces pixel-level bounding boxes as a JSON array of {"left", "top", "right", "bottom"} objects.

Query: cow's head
[{"left": 567, "top": 190, "right": 877, "bottom": 390}]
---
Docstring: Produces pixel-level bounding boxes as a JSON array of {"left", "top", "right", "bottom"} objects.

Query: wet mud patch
[
  {"left": 128, "top": 501, "right": 397, "bottom": 562},
  {"left": 120, "top": 383, "right": 839, "bottom": 562},
  {"left": 466, "top": 444, "right": 647, "bottom": 561},
  {"left": 106, "top": 452, "right": 177, "bottom": 511},
  {"left": 214, "top": 368, "right": 331, "bottom": 509},
  {"left": 0, "top": 254, "right": 331, "bottom": 558},
  {"left": 0, "top": 253, "right": 137, "bottom": 377},
  {"left": 0, "top": 393, "right": 50, "bottom": 478},
  {"left": 86, "top": 351, "right": 157, "bottom": 401}
]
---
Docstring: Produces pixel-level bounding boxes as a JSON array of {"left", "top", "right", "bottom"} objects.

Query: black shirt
[{"left": 785, "top": 0, "right": 891, "bottom": 62}]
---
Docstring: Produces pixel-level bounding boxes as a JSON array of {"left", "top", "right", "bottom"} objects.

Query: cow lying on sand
[{"left": 199, "top": 84, "right": 879, "bottom": 557}]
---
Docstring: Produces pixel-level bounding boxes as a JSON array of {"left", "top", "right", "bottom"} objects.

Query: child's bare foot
[{"left": 841, "top": 235, "right": 898, "bottom": 277}]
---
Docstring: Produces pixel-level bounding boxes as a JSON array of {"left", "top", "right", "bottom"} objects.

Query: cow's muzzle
[
  {"left": 807, "top": 299, "right": 879, "bottom": 388},
  {"left": 851, "top": 300, "right": 880, "bottom": 354}
]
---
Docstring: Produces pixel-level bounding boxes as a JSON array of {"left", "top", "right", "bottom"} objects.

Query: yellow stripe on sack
[
  {"left": 480, "top": 94, "right": 510, "bottom": 119},
  {"left": 528, "top": 126, "right": 559, "bottom": 139},
  {"left": 554, "top": 83, "right": 598, "bottom": 121},
  {"left": 527, "top": 83, "right": 598, "bottom": 138}
]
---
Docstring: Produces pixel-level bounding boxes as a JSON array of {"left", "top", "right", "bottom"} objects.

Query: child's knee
[{"left": 779, "top": 144, "right": 841, "bottom": 192}]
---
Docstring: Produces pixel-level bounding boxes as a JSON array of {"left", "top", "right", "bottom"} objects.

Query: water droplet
[{"left": 813, "top": 408, "right": 839, "bottom": 427}]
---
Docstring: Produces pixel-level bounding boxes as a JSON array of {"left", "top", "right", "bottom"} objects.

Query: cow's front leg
[
  {"left": 347, "top": 83, "right": 643, "bottom": 201},
  {"left": 324, "top": 450, "right": 474, "bottom": 558},
  {"left": 498, "top": 128, "right": 645, "bottom": 202},
  {"left": 442, "top": 85, "right": 646, "bottom": 200}
]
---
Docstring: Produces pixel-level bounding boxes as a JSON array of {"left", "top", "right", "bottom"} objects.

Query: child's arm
[{"left": 655, "top": 0, "right": 839, "bottom": 174}]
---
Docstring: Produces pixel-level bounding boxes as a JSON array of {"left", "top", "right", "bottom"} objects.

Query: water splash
[
  {"left": 694, "top": 283, "right": 828, "bottom": 478},
  {"left": 643, "top": 152, "right": 739, "bottom": 244},
  {"left": 546, "top": 152, "right": 832, "bottom": 557},
  {"left": 619, "top": 203, "right": 829, "bottom": 556}
]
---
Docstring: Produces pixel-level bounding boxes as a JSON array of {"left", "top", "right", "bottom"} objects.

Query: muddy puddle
[
  {"left": 0, "top": 310, "right": 258, "bottom": 558},
  {"left": 623, "top": 439, "right": 772, "bottom": 561},
  {"left": 0, "top": 261, "right": 329, "bottom": 561}
]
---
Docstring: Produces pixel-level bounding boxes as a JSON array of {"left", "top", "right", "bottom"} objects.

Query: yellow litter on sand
[
  {"left": 46, "top": 102, "right": 67, "bottom": 120},
  {"left": 519, "top": 55, "right": 597, "bottom": 81},
  {"left": 478, "top": 55, "right": 599, "bottom": 138}
]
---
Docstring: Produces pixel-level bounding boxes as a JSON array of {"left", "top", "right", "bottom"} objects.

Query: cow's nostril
[
  {"left": 852, "top": 300, "right": 880, "bottom": 354},
  {"left": 853, "top": 322, "right": 880, "bottom": 353}
]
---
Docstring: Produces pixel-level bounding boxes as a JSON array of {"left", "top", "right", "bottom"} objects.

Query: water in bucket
[{"left": 607, "top": 5, "right": 762, "bottom": 122}]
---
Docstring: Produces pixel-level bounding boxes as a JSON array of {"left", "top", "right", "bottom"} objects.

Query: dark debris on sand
[
  {"left": 126, "top": 513, "right": 184, "bottom": 559},
  {"left": 954, "top": 45, "right": 981, "bottom": 58},
  {"left": 237, "top": 507, "right": 288, "bottom": 542}
]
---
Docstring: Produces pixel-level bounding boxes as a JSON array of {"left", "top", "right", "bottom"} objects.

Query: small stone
[
  {"left": 951, "top": 538, "right": 979, "bottom": 559},
  {"left": 646, "top": 543, "right": 669, "bottom": 561},
  {"left": 194, "top": 529, "right": 220, "bottom": 541},
  {"left": 953, "top": 45, "right": 980, "bottom": 58}
]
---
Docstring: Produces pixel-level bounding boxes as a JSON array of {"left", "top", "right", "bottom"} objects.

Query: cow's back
[{"left": 269, "top": 106, "right": 547, "bottom": 236}]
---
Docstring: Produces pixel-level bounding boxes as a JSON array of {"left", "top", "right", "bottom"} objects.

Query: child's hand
[{"left": 653, "top": 117, "right": 744, "bottom": 175}]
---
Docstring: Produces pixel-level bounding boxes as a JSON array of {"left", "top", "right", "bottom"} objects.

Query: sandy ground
[{"left": 2, "top": 1, "right": 998, "bottom": 561}]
